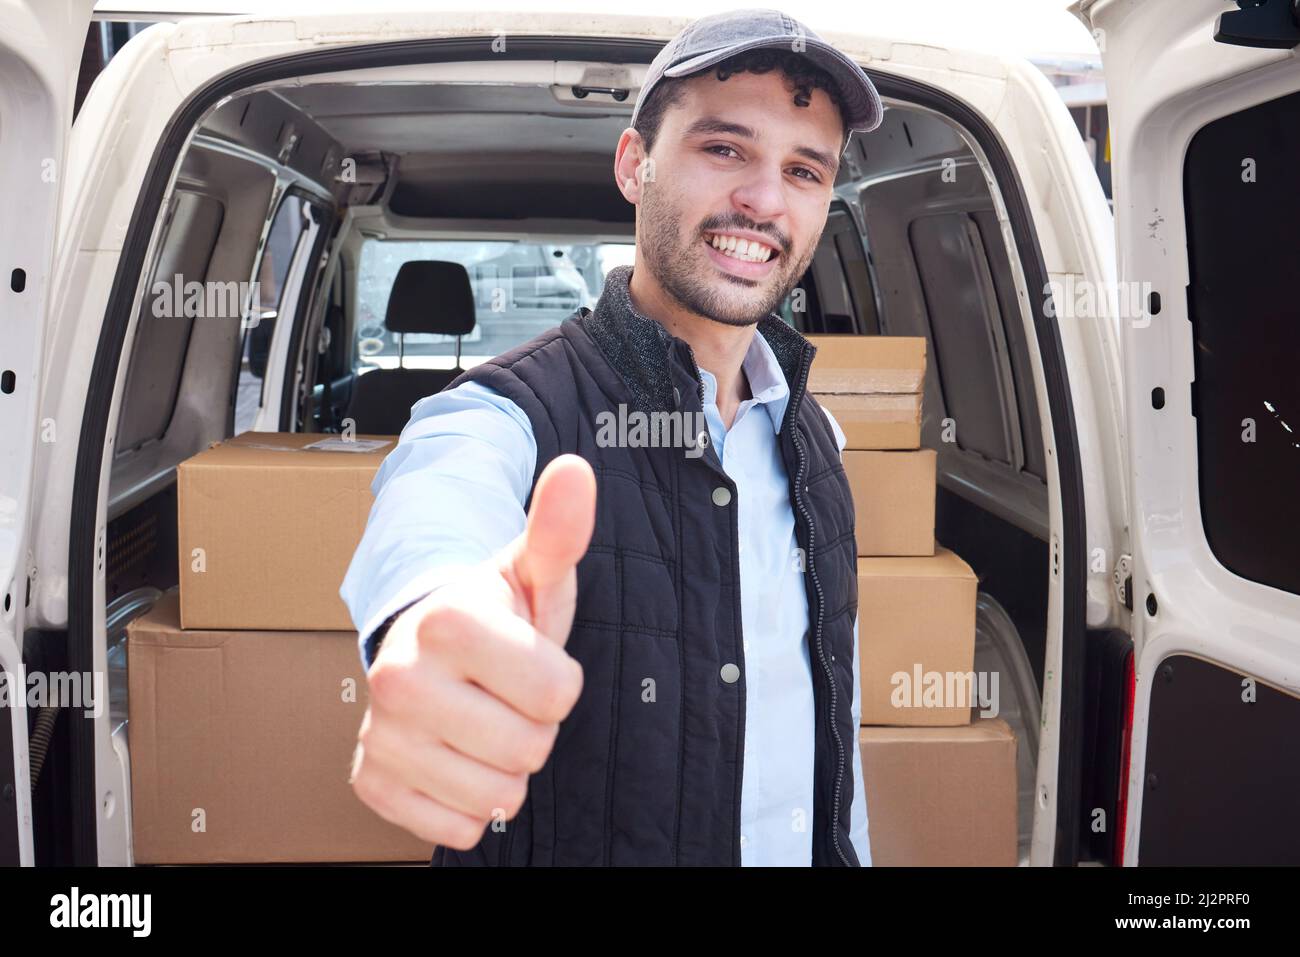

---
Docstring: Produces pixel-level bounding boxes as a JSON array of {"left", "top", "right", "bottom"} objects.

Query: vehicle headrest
[{"left": 384, "top": 260, "right": 476, "bottom": 336}]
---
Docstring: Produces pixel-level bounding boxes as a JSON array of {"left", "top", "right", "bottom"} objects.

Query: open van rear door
[
  {"left": 1077, "top": 0, "right": 1300, "bottom": 864},
  {"left": 0, "top": 0, "right": 97, "bottom": 865}
]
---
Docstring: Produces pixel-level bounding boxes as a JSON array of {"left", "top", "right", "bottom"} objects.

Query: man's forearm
[{"left": 340, "top": 380, "right": 538, "bottom": 671}]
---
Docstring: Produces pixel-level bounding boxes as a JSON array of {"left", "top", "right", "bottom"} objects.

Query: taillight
[{"left": 1112, "top": 648, "right": 1136, "bottom": 865}]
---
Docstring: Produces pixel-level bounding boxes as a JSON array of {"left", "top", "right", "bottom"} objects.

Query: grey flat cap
[{"left": 631, "top": 8, "right": 884, "bottom": 135}]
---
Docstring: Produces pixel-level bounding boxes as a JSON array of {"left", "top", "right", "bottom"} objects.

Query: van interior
[{"left": 33, "top": 52, "right": 1075, "bottom": 866}]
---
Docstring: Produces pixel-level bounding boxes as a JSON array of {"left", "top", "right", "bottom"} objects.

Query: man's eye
[
  {"left": 706, "top": 145, "right": 740, "bottom": 159},
  {"left": 790, "top": 167, "right": 821, "bottom": 183}
]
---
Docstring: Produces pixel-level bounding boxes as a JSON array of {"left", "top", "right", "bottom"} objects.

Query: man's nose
[{"left": 730, "top": 164, "right": 789, "bottom": 231}]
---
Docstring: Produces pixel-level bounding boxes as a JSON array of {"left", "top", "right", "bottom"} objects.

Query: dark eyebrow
[
  {"left": 794, "top": 144, "right": 839, "bottom": 179},
  {"left": 681, "top": 116, "right": 839, "bottom": 178},
  {"left": 682, "top": 116, "right": 758, "bottom": 140}
]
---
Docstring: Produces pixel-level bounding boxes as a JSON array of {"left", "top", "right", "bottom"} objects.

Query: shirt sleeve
[
  {"left": 820, "top": 401, "right": 872, "bottom": 866},
  {"left": 340, "top": 379, "right": 537, "bottom": 670},
  {"left": 818, "top": 401, "right": 848, "bottom": 454}
]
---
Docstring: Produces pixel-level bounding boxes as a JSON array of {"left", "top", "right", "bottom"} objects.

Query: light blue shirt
[{"left": 341, "top": 329, "right": 871, "bottom": 867}]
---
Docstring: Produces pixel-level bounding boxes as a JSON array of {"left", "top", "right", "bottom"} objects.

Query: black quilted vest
[{"left": 434, "top": 265, "right": 860, "bottom": 866}]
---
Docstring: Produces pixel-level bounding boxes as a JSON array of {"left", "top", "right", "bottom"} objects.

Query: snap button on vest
[
  {"left": 712, "top": 486, "right": 732, "bottom": 507},
  {"left": 720, "top": 663, "right": 740, "bottom": 683}
]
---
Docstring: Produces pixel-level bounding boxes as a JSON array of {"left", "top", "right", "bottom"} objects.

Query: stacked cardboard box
[
  {"left": 175, "top": 431, "right": 393, "bottom": 631},
  {"left": 856, "top": 547, "right": 978, "bottom": 727},
  {"left": 858, "top": 717, "right": 1017, "bottom": 866},
  {"left": 807, "top": 334, "right": 924, "bottom": 450},
  {"left": 127, "top": 431, "right": 435, "bottom": 864},
  {"left": 808, "top": 335, "right": 1016, "bottom": 866},
  {"left": 808, "top": 335, "right": 934, "bottom": 556},
  {"left": 128, "top": 592, "right": 434, "bottom": 864}
]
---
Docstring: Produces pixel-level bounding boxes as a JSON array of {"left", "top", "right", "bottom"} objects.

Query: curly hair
[{"left": 632, "top": 47, "right": 850, "bottom": 158}]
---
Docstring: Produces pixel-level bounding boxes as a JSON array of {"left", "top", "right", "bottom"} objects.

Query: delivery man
[{"left": 341, "top": 8, "right": 885, "bottom": 866}]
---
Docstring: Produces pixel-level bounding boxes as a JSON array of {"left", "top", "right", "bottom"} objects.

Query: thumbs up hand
[{"left": 350, "top": 454, "right": 597, "bottom": 852}]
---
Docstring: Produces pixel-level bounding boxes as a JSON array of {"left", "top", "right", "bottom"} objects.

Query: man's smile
[{"left": 701, "top": 229, "right": 782, "bottom": 280}]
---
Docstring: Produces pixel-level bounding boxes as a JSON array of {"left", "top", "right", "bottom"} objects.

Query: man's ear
[{"left": 614, "top": 128, "right": 648, "bottom": 204}]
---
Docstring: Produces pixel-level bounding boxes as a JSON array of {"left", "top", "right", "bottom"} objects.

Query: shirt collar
[
  {"left": 698, "top": 328, "right": 791, "bottom": 435},
  {"left": 580, "top": 265, "right": 812, "bottom": 425}
]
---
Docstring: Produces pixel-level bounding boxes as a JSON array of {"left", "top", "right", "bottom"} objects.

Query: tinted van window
[{"left": 1184, "top": 88, "right": 1300, "bottom": 595}]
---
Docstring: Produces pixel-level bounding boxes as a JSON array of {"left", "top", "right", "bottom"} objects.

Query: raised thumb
[{"left": 508, "top": 453, "right": 597, "bottom": 614}]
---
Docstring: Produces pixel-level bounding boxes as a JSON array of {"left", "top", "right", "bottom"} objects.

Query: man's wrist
[
  {"left": 363, "top": 597, "right": 425, "bottom": 669},
  {"left": 359, "top": 565, "right": 480, "bottom": 671}
]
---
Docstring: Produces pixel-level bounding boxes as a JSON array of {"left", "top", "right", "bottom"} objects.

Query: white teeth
[{"left": 708, "top": 234, "right": 773, "bottom": 263}]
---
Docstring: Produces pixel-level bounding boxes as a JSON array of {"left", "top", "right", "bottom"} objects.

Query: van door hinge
[{"left": 1113, "top": 553, "right": 1133, "bottom": 611}]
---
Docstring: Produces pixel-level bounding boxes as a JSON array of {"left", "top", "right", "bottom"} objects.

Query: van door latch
[{"left": 1113, "top": 553, "right": 1133, "bottom": 612}]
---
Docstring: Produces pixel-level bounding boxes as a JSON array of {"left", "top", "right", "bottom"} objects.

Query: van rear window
[
  {"left": 354, "top": 239, "right": 634, "bottom": 371},
  {"left": 1184, "top": 88, "right": 1300, "bottom": 596}
]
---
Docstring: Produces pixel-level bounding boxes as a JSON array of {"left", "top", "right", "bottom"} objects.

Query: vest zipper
[{"left": 787, "top": 345, "right": 852, "bottom": 867}]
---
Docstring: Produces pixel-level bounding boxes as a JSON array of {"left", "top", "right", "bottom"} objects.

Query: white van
[{"left": 1, "top": 0, "right": 1297, "bottom": 866}]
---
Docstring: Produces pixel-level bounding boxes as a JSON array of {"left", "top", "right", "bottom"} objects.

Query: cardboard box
[
  {"left": 808, "top": 335, "right": 926, "bottom": 449},
  {"left": 845, "top": 449, "right": 936, "bottom": 556},
  {"left": 177, "top": 431, "right": 394, "bottom": 631},
  {"left": 859, "top": 717, "right": 1017, "bottom": 866},
  {"left": 127, "top": 591, "right": 435, "bottom": 864},
  {"left": 817, "top": 393, "right": 922, "bottom": 450},
  {"left": 806, "top": 335, "right": 926, "bottom": 395},
  {"left": 858, "top": 547, "right": 978, "bottom": 726}
]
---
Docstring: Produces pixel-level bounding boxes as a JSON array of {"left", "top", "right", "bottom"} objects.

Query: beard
[{"left": 637, "top": 178, "right": 816, "bottom": 328}]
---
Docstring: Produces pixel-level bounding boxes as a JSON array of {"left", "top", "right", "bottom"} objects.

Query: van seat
[{"left": 345, "top": 260, "right": 475, "bottom": 435}]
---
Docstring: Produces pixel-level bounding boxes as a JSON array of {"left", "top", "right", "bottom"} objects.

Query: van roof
[{"left": 93, "top": 1, "right": 1100, "bottom": 58}]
